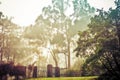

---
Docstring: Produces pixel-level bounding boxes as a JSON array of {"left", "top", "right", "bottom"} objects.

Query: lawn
[{"left": 26, "top": 76, "right": 98, "bottom": 80}]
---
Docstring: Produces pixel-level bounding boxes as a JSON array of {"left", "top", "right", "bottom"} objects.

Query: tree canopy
[{"left": 74, "top": 0, "right": 120, "bottom": 79}]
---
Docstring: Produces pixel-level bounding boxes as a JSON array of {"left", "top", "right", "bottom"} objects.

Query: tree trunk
[
  {"left": 50, "top": 49, "right": 58, "bottom": 67},
  {"left": 54, "top": 58, "right": 58, "bottom": 67},
  {"left": 0, "top": 51, "right": 3, "bottom": 61},
  {"left": 64, "top": 53, "right": 68, "bottom": 68},
  {"left": 117, "top": 27, "right": 120, "bottom": 47},
  {"left": 0, "top": 27, "right": 4, "bottom": 61},
  {"left": 13, "top": 53, "right": 16, "bottom": 62},
  {"left": 67, "top": 39, "right": 71, "bottom": 69}
]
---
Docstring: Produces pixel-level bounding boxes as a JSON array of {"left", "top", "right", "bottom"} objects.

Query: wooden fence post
[
  {"left": 47, "top": 64, "right": 53, "bottom": 77},
  {"left": 55, "top": 67, "right": 60, "bottom": 77},
  {"left": 33, "top": 66, "right": 37, "bottom": 78}
]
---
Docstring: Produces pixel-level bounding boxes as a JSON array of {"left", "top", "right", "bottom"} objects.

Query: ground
[{"left": 26, "top": 76, "right": 98, "bottom": 80}]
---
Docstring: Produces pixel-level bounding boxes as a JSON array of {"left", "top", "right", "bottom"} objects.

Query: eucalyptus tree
[
  {"left": 74, "top": 0, "right": 120, "bottom": 78},
  {"left": 23, "top": 16, "right": 49, "bottom": 66},
  {"left": 39, "top": 0, "right": 95, "bottom": 68},
  {"left": 25, "top": 0, "right": 95, "bottom": 69},
  {"left": 0, "top": 13, "right": 21, "bottom": 62},
  {"left": 72, "top": 0, "right": 95, "bottom": 31},
  {"left": 38, "top": 0, "right": 72, "bottom": 68}
]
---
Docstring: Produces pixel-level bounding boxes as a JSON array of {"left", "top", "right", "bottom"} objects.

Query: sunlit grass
[{"left": 26, "top": 76, "right": 98, "bottom": 80}]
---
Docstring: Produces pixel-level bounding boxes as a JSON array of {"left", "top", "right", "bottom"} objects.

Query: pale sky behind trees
[{"left": 0, "top": 0, "right": 115, "bottom": 26}]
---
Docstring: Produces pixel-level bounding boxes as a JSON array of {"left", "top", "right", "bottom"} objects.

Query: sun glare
[
  {"left": 88, "top": 0, "right": 115, "bottom": 10},
  {"left": 42, "top": 48, "right": 50, "bottom": 57},
  {"left": 0, "top": 0, "right": 51, "bottom": 26},
  {"left": 0, "top": 0, "right": 115, "bottom": 26}
]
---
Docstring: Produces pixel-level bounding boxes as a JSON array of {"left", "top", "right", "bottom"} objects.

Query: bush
[{"left": 65, "top": 70, "right": 80, "bottom": 77}]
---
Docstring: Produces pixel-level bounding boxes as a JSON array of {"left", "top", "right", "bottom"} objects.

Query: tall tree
[
  {"left": 75, "top": 0, "right": 120, "bottom": 79},
  {"left": 110, "top": 0, "right": 120, "bottom": 46},
  {"left": 40, "top": 0, "right": 72, "bottom": 68},
  {"left": 0, "top": 13, "right": 21, "bottom": 62},
  {"left": 36, "top": 0, "right": 95, "bottom": 68}
]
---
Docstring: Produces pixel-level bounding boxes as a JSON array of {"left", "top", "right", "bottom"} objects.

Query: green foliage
[
  {"left": 65, "top": 69, "right": 80, "bottom": 77},
  {"left": 75, "top": 0, "right": 120, "bottom": 79},
  {"left": 72, "top": 0, "right": 95, "bottom": 31},
  {"left": 0, "top": 12, "right": 22, "bottom": 61},
  {"left": 72, "top": 0, "right": 95, "bottom": 17}
]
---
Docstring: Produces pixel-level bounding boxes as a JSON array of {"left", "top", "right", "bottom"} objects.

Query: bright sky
[{"left": 0, "top": 0, "right": 115, "bottom": 26}]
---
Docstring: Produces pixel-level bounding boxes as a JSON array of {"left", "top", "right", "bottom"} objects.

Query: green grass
[{"left": 26, "top": 76, "right": 98, "bottom": 80}]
